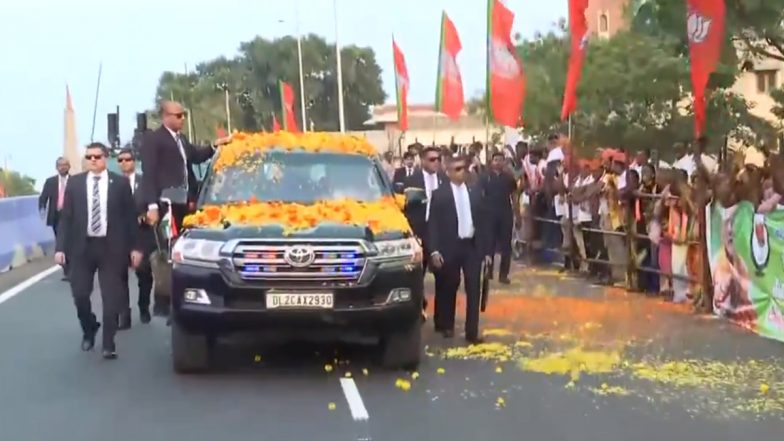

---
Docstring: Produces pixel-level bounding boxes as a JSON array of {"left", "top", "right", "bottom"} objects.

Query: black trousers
[
  {"left": 489, "top": 211, "right": 513, "bottom": 278},
  {"left": 120, "top": 253, "right": 153, "bottom": 312},
  {"left": 68, "top": 238, "right": 124, "bottom": 349},
  {"left": 434, "top": 239, "right": 482, "bottom": 339}
]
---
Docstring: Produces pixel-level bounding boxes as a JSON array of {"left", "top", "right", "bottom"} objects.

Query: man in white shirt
[
  {"left": 427, "top": 155, "right": 491, "bottom": 343},
  {"left": 54, "top": 143, "right": 143, "bottom": 360}
]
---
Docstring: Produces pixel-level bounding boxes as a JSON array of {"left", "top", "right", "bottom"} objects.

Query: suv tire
[
  {"left": 381, "top": 320, "right": 422, "bottom": 369},
  {"left": 171, "top": 321, "right": 211, "bottom": 373}
]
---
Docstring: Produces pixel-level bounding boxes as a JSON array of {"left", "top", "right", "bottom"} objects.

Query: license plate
[{"left": 266, "top": 292, "right": 334, "bottom": 309}]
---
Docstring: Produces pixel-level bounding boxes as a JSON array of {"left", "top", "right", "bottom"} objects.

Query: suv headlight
[
  {"left": 172, "top": 238, "right": 225, "bottom": 266},
  {"left": 371, "top": 238, "right": 422, "bottom": 264}
]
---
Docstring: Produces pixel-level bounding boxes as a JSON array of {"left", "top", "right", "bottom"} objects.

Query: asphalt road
[{"left": 1, "top": 263, "right": 783, "bottom": 441}]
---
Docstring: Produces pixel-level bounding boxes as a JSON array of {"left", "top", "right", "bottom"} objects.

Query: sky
[{"left": 0, "top": 0, "right": 565, "bottom": 189}]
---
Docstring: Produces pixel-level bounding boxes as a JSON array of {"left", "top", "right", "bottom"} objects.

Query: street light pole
[
  {"left": 334, "top": 0, "right": 346, "bottom": 133},
  {"left": 295, "top": 0, "right": 307, "bottom": 132}
]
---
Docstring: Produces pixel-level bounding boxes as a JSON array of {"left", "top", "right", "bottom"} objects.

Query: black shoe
[
  {"left": 466, "top": 335, "right": 484, "bottom": 344},
  {"left": 442, "top": 329, "right": 455, "bottom": 339},
  {"left": 139, "top": 309, "right": 151, "bottom": 324},
  {"left": 152, "top": 303, "right": 170, "bottom": 317},
  {"left": 81, "top": 322, "right": 101, "bottom": 351},
  {"left": 499, "top": 277, "right": 511, "bottom": 285},
  {"left": 102, "top": 349, "right": 118, "bottom": 360},
  {"left": 118, "top": 311, "right": 132, "bottom": 330}
]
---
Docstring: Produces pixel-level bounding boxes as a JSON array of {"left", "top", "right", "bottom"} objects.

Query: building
[
  {"left": 363, "top": 104, "right": 489, "bottom": 154},
  {"left": 586, "top": 0, "right": 628, "bottom": 39},
  {"left": 591, "top": 0, "right": 784, "bottom": 140}
]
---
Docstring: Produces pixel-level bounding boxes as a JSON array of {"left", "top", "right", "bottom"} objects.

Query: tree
[
  {"left": 632, "top": 0, "right": 784, "bottom": 63},
  {"left": 514, "top": 28, "right": 773, "bottom": 158},
  {"left": 0, "top": 169, "right": 36, "bottom": 197},
  {"left": 151, "top": 34, "right": 386, "bottom": 138}
]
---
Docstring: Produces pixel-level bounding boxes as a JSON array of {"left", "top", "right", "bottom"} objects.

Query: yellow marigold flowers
[
  {"left": 411, "top": 371, "right": 420, "bottom": 380},
  {"left": 324, "top": 364, "right": 334, "bottom": 373},
  {"left": 253, "top": 355, "right": 262, "bottom": 363},
  {"left": 183, "top": 197, "right": 412, "bottom": 235},
  {"left": 212, "top": 131, "right": 378, "bottom": 171},
  {"left": 328, "top": 402, "right": 337, "bottom": 411},
  {"left": 344, "top": 371, "right": 352, "bottom": 378},
  {"left": 437, "top": 367, "right": 446, "bottom": 375},
  {"left": 395, "top": 378, "right": 412, "bottom": 391},
  {"left": 362, "top": 368, "right": 369, "bottom": 376}
]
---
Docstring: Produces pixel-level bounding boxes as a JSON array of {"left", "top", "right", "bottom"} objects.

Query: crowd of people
[{"left": 384, "top": 134, "right": 783, "bottom": 311}]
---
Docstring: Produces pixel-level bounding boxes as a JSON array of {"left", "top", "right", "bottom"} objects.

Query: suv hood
[{"left": 184, "top": 223, "right": 408, "bottom": 242}]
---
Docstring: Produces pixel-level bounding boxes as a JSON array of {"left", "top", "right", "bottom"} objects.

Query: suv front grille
[{"left": 231, "top": 240, "right": 367, "bottom": 285}]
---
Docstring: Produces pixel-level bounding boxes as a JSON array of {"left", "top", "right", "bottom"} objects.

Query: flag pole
[
  {"left": 568, "top": 114, "right": 573, "bottom": 139},
  {"left": 296, "top": 0, "right": 308, "bottom": 132},
  {"left": 89, "top": 62, "right": 103, "bottom": 142},
  {"left": 184, "top": 63, "right": 194, "bottom": 140},
  {"left": 224, "top": 88, "right": 232, "bottom": 133},
  {"left": 334, "top": 0, "right": 346, "bottom": 132}
]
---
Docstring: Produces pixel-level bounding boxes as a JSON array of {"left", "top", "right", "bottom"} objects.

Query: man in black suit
[
  {"left": 115, "top": 148, "right": 154, "bottom": 328},
  {"left": 38, "top": 157, "right": 71, "bottom": 279},
  {"left": 54, "top": 143, "right": 142, "bottom": 360},
  {"left": 139, "top": 100, "right": 231, "bottom": 228},
  {"left": 427, "top": 155, "right": 491, "bottom": 343},
  {"left": 392, "top": 152, "right": 416, "bottom": 190},
  {"left": 480, "top": 151, "right": 519, "bottom": 284},
  {"left": 403, "top": 146, "right": 447, "bottom": 317}
]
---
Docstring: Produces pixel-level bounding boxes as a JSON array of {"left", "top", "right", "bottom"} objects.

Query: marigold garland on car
[
  {"left": 182, "top": 197, "right": 412, "bottom": 235},
  {"left": 212, "top": 131, "right": 379, "bottom": 171}
]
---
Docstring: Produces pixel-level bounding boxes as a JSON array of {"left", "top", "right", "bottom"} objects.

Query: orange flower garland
[
  {"left": 212, "top": 131, "right": 379, "bottom": 171},
  {"left": 183, "top": 196, "right": 412, "bottom": 235}
]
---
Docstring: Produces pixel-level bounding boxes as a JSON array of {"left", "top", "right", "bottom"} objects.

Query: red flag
[
  {"left": 687, "top": 0, "right": 725, "bottom": 137},
  {"left": 278, "top": 80, "right": 300, "bottom": 132},
  {"left": 561, "top": 0, "right": 589, "bottom": 121},
  {"left": 435, "top": 12, "right": 464, "bottom": 121},
  {"left": 487, "top": 0, "right": 526, "bottom": 127},
  {"left": 392, "top": 39, "right": 410, "bottom": 131},
  {"left": 272, "top": 114, "right": 281, "bottom": 132}
]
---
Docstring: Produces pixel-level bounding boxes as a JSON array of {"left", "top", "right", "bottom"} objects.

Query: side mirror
[
  {"left": 393, "top": 182, "right": 405, "bottom": 194},
  {"left": 404, "top": 187, "right": 427, "bottom": 207},
  {"left": 160, "top": 187, "right": 188, "bottom": 205}
]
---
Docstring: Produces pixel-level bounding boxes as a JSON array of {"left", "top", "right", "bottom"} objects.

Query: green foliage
[
  {"left": 153, "top": 34, "right": 386, "bottom": 137},
  {"left": 512, "top": 28, "right": 773, "bottom": 158},
  {"left": 0, "top": 169, "right": 36, "bottom": 197}
]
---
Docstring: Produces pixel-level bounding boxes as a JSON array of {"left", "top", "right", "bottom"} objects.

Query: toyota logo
[{"left": 284, "top": 246, "right": 316, "bottom": 268}]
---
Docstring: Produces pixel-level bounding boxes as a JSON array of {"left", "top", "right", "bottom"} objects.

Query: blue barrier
[{"left": 0, "top": 196, "right": 55, "bottom": 273}]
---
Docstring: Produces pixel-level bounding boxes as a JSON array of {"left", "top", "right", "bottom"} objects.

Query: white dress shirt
[
  {"left": 405, "top": 166, "right": 414, "bottom": 177},
  {"left": 86, "top": 170, "right": 109, "bottom": 237},
  {"left": 424, "top": 171, "right": 439, "bottom": 221},
  {"left": 451, "top": 182, "right": 475, "bottom": 239},
  {"left": 126, "top": 173, "right": 136, "bottom": 195}
]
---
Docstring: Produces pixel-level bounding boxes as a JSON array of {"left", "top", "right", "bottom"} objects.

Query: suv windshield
[{"left": 201, "top": 150, "right": 391, "bottom": 205}]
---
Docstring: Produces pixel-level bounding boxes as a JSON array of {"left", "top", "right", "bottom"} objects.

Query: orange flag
[
  {"left": 487, "top": 0, "right": 526, "bottom": 127},
  {"left": 278, "top": 80, "right": 300, "bottom": 132},
  {"left": 392, "top": 38, "right": 410, "bottom": 131},
  {"left": 435, "top": 12, "right": 464, "bottom": 121},
  {"left": 561, "top": 0, "right": 589, "bottom": 121},
  {"left": 272, "top": 113, "right": 281, "bottom": 132},
  {"left": 687, "top": 0, "right": 726, "bottom": 137}
]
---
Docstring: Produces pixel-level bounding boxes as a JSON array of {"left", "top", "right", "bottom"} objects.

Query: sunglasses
[
  {"left": 167, "top": 112, "right": 186, "bottom": 119},
  {"left": 84, "top": 154, "right": 104, "bottom": 160},
  {"left": 117, "top": 157, "right": 134, "bottom": 163},
  {"left": 425, "top": 156, "right": 441, "bottom": 162},
  {"left": 451, "top": 166, "right": 465, "bottom": 172}
]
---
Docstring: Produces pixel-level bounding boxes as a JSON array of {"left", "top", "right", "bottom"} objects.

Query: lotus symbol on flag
[
  {"left": 687, "top": 11, "right": 712, "bottom": 44},
  {"left": 489, "top": 38, "right": 520, "bottom": 79},
  {"left": 441, "top": 52, "right": 461, "bottom": 85},
  {"left": 397, "top": 73, "right": 409, "bottom": 92},
  {"left": 579, "top": 33, "right": 589, "bottom": 50}
]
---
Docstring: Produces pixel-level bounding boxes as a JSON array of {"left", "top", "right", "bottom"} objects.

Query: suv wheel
[
  {"left": 171, "top": 320, "right": 212, "bottom": 373},
  {"left": 381, "top": 321, "right": 422, "bottom": 370}
]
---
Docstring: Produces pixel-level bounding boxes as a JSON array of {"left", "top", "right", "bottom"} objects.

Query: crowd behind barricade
[{"left": 383, "top": 135, "right": 783, "bottom": 315}]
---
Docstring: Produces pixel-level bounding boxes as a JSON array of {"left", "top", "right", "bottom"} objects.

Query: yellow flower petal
[
  {"left": 324, "top": 364, "right": 334, "bottom": 373},
  {"left": 328, "top": 402, "right": 336, "bottom": 411},
  {"left": 437, "top": 368, "right": 446, "bottom": 375}
]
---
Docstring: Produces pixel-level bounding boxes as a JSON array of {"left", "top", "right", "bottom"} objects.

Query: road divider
[{"left": 0, "top": 196, "right": 55, "bottom": 273}]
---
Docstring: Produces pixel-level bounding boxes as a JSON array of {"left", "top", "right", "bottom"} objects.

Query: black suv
[{"left": 169, "top": 150, "right": 424, "bottom": 373}]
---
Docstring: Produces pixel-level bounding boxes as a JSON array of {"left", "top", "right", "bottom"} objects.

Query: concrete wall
[{"left": 0, "top": 196, "right": 55, "bottom": 273}]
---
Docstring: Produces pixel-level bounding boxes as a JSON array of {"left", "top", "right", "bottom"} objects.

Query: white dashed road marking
[{"left": 339, "top": 378, "right": 370, "bottom": 421}]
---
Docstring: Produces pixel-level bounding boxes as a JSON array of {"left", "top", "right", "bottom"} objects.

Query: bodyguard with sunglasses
[
  {"left": 54, "top": 143, "right": 142, "bottom": 359},
  {"left": 116, "top": 148, "right": 154, "bottom": 326},
  {"left": 402, "top": 146, "right": 447, "bottom": 319},
  {"left": 139, "top": 101, "right": 232, "bottom": 229}
]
